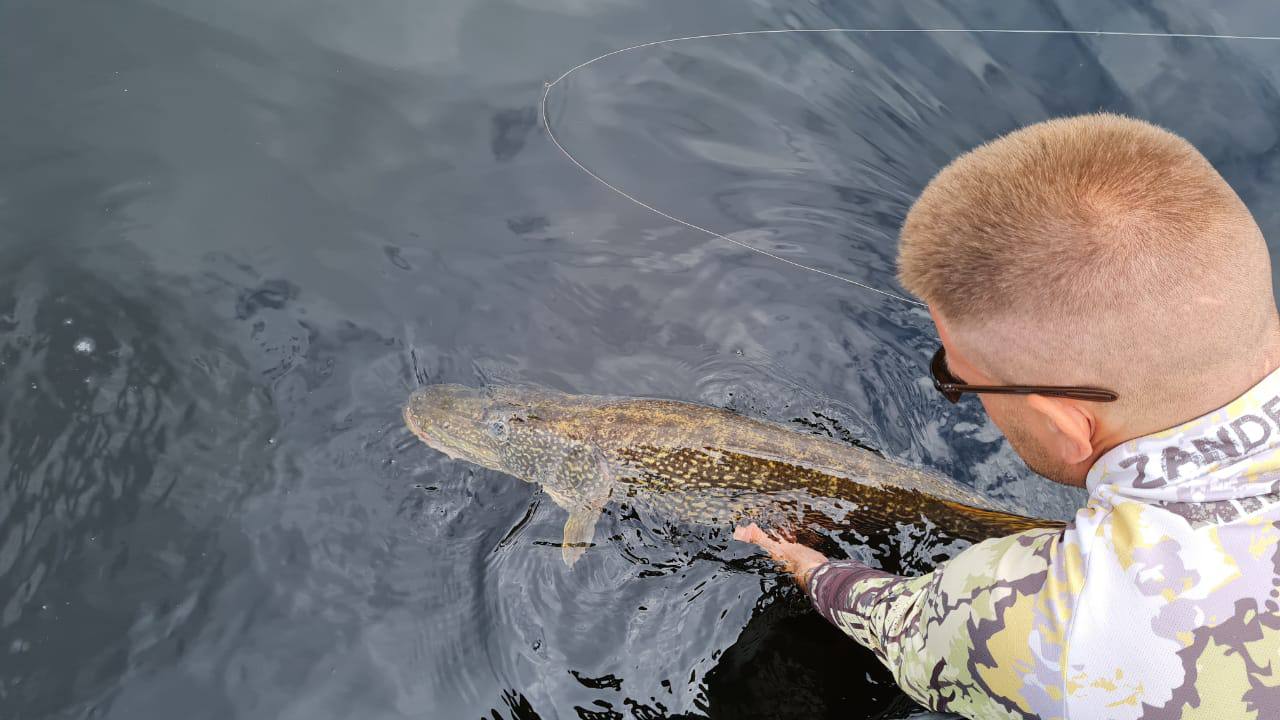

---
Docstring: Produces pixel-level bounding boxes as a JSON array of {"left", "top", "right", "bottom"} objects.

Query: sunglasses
[{"left": 929, "top": 346, "right": 1119, "bottom": 404}]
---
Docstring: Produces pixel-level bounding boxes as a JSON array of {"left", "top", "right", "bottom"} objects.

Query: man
[{"left": 736, "top": 113, "right": 1280, "bottom": 719}]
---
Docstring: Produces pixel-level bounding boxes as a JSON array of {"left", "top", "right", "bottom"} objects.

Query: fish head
[
  {"left": 404, "top": 384, "right": 516, "bottom": 471},
  {"left": 404, "top": 384, "right": 588, "bottom": 476},
  {"left": 406, "top": 384, "right": 617, "bottom": 567}
]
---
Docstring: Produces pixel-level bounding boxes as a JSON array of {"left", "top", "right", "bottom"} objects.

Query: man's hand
[{"left": 733, "top": 523, "right": 829, "bottom": 591}]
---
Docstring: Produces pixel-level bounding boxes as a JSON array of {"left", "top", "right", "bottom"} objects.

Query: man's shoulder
[{"left": 1057, "top": 494, "right": 1280, "bottom": 717}]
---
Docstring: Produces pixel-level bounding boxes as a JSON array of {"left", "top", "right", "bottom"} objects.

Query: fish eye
[{"left": 488, "top": 419, "right": 509, "bottom": 439}]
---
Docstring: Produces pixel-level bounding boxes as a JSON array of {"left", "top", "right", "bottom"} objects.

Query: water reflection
[
  {"left": 493, "top": 107, "right": 542, "bottom": 162},
  {"left": 6, "top": 0, "right": 1280, "bottom": 717},
  {"left": 0, "top": 259, "right": 276, "bottom": 718},
  {"left": 701, "top": 596, "right": 915, "bottom": 720}
]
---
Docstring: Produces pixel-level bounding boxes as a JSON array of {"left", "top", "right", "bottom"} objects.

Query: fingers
[
  {"left": 734, "top": 522, "right": 790, "bottom": 544},
  {"left": 734, "top": 523, "right": 781, "bottom": 551},
  {"left": 764, "top": 526, "right": 797, "bottom": 543},
  {"left": 733, "top": 522, "right": 830, "bottom": 590},
  {"left": 734, "top": 523, "right": 793, "bottom": 565},
  {"left": 733, "top": 523, "right": 764, "bottom": 544},
  {"left": 734, "top": 523, "right": 780, "bottom": 548}
]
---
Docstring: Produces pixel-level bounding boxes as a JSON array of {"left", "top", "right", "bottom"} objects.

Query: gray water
[{"left": 5, "top": 0, "right": 1280, "bottom": 718}]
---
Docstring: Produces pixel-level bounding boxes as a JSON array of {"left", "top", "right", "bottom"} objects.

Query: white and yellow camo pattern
[{"left": 808, "top": 367, "right": 1280, "bottom": 719}]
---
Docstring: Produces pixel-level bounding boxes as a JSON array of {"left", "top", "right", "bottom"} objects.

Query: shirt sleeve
[{"left": 805, "top": 527, "right": 1084, "bottom": 719}]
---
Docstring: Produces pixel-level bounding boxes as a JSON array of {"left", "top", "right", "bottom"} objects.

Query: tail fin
[{"left": 937, "top": 499, "right": 1066, "bottom": 536}]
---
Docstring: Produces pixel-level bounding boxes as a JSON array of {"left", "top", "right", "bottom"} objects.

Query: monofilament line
[{"left": 541, "top": 27, "right": 1280, "bottom": 308}]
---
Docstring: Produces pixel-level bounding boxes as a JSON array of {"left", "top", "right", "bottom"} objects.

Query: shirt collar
[{"left": 1086, "top": 365, "right": 1280, "bottom": 501}]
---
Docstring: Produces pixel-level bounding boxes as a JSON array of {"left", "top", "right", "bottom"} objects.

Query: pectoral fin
[
  {"left": 561, "top": 508, "right": 601, "bottom": 567},
  {"left": 541, "top": 447, "right": 615, "bottom": 567}
]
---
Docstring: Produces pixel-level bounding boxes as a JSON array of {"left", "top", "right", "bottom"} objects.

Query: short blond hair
[
  {"left": 899, "top": 114, "right": 1277, "bottom": 423},
  {"left": 899, "top": 113, "right": 1259, "bottom": 320}
]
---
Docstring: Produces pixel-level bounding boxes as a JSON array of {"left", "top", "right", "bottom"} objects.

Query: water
[{"left": 4, "top": 0, "right": 1280, "bottom": 718}]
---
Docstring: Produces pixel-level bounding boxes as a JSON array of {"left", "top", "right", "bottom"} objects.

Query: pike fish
[{"left": 404, "top": 384, "right": 1063, "bottom": 565}]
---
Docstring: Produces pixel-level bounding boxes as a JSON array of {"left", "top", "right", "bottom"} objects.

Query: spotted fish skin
[{"left": 403, "top": 384, "right": 1061, "bottom": 564}]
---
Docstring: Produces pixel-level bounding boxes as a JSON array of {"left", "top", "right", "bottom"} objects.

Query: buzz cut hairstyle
[{"left": 896, "top": 113, "right": 1263, "bottom": 325}]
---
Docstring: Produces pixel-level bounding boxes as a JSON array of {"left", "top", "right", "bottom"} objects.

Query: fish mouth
[
  {"left": 403, "top": 402, "right": 430, "bottom": 444},
  {"left": 403, "top": 384, "right": 503, "bottom": 467}
]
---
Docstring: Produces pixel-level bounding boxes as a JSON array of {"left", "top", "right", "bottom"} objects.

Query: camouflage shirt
[{"left": 808, "top": 367, "right": 1280, "bottom": 719}]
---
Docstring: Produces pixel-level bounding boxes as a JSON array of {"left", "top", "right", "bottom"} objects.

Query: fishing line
[{"left": 541, "top": 27, "right": 1280, "bottom": 308}]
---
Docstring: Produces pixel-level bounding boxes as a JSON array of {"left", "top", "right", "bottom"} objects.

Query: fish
[{"left": 403, "top": 384, "right": 1064, "bottom": 565}]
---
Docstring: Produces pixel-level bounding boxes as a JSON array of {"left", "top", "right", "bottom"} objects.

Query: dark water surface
[{"left": 6, "top": 1, "right": 1280, "bottom": 718}]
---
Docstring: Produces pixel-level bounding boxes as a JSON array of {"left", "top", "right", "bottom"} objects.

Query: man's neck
[{"left": 1092, "top": 333, "right": 1280, "bottom": 472}]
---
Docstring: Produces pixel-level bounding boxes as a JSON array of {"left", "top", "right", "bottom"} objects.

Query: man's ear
[{"left": 1025, "top": 394, "right": 1096, "bottom": 464}]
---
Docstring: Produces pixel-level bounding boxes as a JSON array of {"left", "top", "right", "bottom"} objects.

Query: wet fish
[{"left": 404, "top": 384, "right": 1063, "bottom": 565}]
